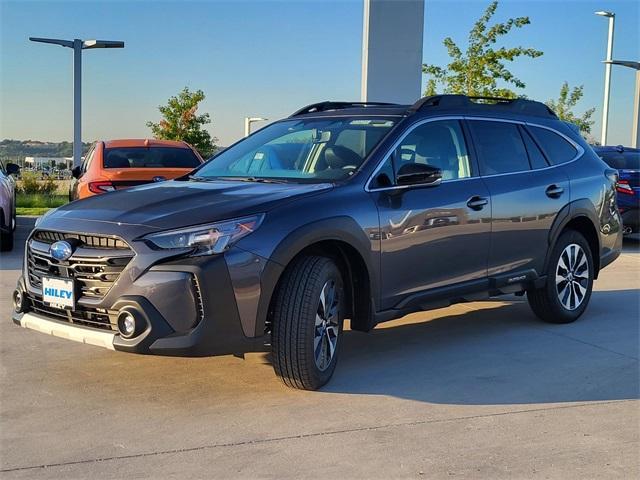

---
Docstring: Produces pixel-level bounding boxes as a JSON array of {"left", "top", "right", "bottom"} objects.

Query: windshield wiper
[
  {"left": 189, "top": 175, "right": 291, "bottom": 184},
  {"left": 214, "top": 176, "right": 291, "bottom": 184}
]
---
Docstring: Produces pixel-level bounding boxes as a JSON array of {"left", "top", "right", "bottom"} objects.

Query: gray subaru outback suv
[{"left": 12, "top": 95, "right": 623, "bottom": 390}]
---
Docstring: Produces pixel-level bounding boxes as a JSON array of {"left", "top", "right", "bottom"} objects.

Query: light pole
[
  {"left": 604, "top": 60, "right": 640, "bottom": 148},
  {"left": 244, "top": 117, "right": 267, "bottom": 137},
  {"left": 29, "top": 37, "right": 125, "bottom": 168},
  {"left": 595, "top": 11, "right": 615, "bottom": 146}
]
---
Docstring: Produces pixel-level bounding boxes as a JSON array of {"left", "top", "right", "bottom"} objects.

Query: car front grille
[
  {"left": 33, "top": 230, "right": 130, "bottom": 249},
  {"left": 30, "top": 297, "right": 117, "bottom": 331},
  {"left": 27, "top": 231, "right": 134, "bottom": 300}
]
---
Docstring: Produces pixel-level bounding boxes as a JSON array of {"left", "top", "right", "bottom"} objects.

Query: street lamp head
[
  {"left": 82, "top": 39, "right": 125, "bottom": 49},
  {"left": 603, "top": 60, "right": 640, "bottom": 70},
  {"left": 29, "top": 37, "right": 74, "bottom": 48},
  {"left": 30, "top": 37, "right": 125, "bottom": 50},
  {"left": 594, "top": 10, "right": 615, "bottom": 17}
]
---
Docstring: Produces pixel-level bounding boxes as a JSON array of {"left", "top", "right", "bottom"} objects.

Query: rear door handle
[
  {"left": 467, "top": 196, "right": 489, "bottom": 210},
  {"left": 545, "top": 184, "right": 564, "bottom": 198}
]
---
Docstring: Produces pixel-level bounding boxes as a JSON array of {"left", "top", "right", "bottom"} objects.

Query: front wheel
[
  {"left": 271, "top": 256, "right": 345, "bottom": 390},
  {"left": 527, "top": 230, "right": 594, "bottom": 324}
]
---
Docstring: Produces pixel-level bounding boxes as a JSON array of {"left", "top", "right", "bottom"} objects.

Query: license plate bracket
[{"left": 42, "top": 276, "right": 76, "bottom": 310}]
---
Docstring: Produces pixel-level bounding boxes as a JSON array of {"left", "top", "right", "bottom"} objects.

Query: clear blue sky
[{"left": 1, "top": 0, "right": 638, "bottom": 147}]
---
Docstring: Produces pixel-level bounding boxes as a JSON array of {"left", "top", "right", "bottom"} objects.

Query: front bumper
[
  {"left": 14, "top": 312, "right": 116, "bottom": 350},
  {"left": 14, "top": 233, "right": 271, "bottom": 356}
]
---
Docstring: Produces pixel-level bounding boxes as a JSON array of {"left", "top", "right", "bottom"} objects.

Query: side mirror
[
  {"left": 71, "top": 166, "right": 82, "bottom": 179},
  {"left": 396, "top": 163, "right": 442, "bottom": 187},
  {"left": 5, "top": 163, "right": 20, "bottom": 176}
]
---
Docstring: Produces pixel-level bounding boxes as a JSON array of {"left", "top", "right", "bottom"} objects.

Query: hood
[{"left": 46, "top": 179, "right": 332, "bottom": 231}]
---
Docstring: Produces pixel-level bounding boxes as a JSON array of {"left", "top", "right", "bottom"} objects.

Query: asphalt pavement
[{"left": 1, "top": 217, "right": 638, "bottom": 479}]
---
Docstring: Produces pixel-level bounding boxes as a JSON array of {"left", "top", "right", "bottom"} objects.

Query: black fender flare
[
  {"left": 545, "top": 198, "right": 601, "bottom": 275},
  {"left": 254, "top": 216, "right": 377, "bottom": 336}
]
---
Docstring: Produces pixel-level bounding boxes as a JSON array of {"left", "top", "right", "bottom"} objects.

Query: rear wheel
[
  {"left": 527, "top": 230, "right": 594, "bottom": 324},
  {"left": 271, "top": 256, "right": 345, "bottom": 390}
]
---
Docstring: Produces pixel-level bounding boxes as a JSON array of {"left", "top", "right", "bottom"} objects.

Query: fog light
[
  {"left": 13, "top": 289, "right": 26, "bottom": 313},
  {"left": 117, "top": 311, "right": 140, "bottom": 339}
]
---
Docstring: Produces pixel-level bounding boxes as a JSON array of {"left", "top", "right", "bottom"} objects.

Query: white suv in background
[{"left": 0, "top": 160, "right": 20, "bottom": 251}]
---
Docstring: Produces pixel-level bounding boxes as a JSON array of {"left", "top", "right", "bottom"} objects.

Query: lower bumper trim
[{"left": 16, "top": 312, "right": 116, "bottom": 350}]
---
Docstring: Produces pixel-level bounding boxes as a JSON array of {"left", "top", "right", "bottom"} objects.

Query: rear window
[
  {"left": 103, "top": 147, "right": 201, "bottom": 169},
  {"left": 598, "top": 151, "right": 640, "bottom": 170},
  {"left": 529, "top": 127, "right": 577, "bottom": 165}
]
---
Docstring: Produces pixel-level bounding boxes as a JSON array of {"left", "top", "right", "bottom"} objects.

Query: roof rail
[
  {"left": 289, "top": 101, "right": 399, "bottom": 117},
  {"left": 408, "top": 94, "right": 557, "bottom": 118}
]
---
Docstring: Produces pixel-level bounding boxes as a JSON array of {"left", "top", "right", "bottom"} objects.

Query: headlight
[{"left": 143, "top": 214, "right": 264, "bottom": 256}]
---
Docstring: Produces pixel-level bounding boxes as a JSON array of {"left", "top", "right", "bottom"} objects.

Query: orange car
[{"left": 70, "top": 139, "right": 204, "bottom": 200}]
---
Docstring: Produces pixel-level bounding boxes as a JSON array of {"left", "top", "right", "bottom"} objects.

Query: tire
[
  {"left": 0, "top": 207, "right": 14, "bottom": 252},
  {"left": 527, "top": 229, "right": 594, "bottom": 324},
  {"left": 0, "top": 226, "right": 14, "bottom": 252},
  {"left": 271, "top": 255, "right": 345, "bottom": 390}
]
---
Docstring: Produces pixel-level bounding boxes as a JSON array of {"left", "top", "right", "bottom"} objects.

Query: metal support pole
[
  {"left": 633, "top": 70, "right": 640, "bottom": 148},
  {"left": 600, "top": 16, "right": 615, "bottom": 145},
  {"left": 73, "top": 39, "right": 82, "bottom": 168},
  {"left": 244, "top": 117, "right": 251, "bottom": 138}
]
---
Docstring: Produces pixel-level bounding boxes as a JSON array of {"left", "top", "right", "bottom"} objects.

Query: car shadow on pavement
[
  {"left": 2, "top": 217, "right": 638, "bottom": 407},
  {"left": 0, "top": 216, "right": 34, "bottom": 270},
  {"left": 325, "top": 291, "right": 639, "bottom": 405}
]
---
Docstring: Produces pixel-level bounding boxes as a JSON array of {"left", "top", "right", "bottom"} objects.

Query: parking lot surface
[{"left": 1, "top": 217, "right": 638, "bottom": 479}]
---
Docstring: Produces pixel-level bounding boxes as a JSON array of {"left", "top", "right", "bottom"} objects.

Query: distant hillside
[{"left": 0, "top": 139, "right": 92, "bottom": 163}]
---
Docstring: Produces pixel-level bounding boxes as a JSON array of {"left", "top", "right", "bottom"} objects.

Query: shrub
[
  {"left": 19, "top": 171, "right": 41, "bottom": 194},
  {"left": 39, "top": 175, "right": 57, "bottom": 195},
  {"left": 18, "top": 171, "right": 59, "bottom": 195}
]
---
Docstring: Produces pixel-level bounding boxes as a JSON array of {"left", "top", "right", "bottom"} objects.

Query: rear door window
[
  {"left": 520, "top": 126, "right": 549, "bottom": 169},
  {"left": 103, "top": 147, "right": 201, "bottom": 169},
  {"left": 529, "top": 127, "right": 578, "bottom": 165},
  {"left": 468, "top": 120, "right": 530, "bottom": 175}
]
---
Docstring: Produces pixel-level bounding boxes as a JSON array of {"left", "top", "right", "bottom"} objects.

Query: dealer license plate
[{"left": 42, "top": 276, "right": 76, "bottom": 310}]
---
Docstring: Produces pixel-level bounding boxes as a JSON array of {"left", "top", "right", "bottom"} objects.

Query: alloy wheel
[
  {"left": 314, "top": 280, "right": 340, "bottom": 371},
  {"left": 555, "top": 243, "right": 590, "bottom": 311}
]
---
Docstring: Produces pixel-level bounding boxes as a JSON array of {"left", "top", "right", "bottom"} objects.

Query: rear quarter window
[
  {"left": 103, "top": 147, "right": 201, "bottom": 169},
  {"left": 529, "top": 127, "right": 578, "bottom": 165}
]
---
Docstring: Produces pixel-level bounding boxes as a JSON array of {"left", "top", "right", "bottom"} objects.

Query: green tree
[
  {"left": 423, "top": 1, "right": 543, "bottom": 98},
  {"left": 146, "top": 87, "right": 217, "bottom": 158},
  {"left": 546, "top": 82, "right": 595, "bottom": 136}
]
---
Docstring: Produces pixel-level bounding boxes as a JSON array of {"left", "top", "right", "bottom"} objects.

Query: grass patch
[
  {"left": 16, "top": 207, "right": 54, "bottom": 216},
  {"left": 16, "top": 193, "right": 67, "bottom": 209}
]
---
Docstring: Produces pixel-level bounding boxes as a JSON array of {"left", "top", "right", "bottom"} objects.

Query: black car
[{"left": 13, "top": 95, "right": 623, "bottom": 390}]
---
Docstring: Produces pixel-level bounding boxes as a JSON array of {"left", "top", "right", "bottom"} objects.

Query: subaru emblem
[
  {"left": 49, "top": 241, "right": 73, "bottom": 261},
  {"left": 152, "top": 176, "right": 166, "bottom": 183}
]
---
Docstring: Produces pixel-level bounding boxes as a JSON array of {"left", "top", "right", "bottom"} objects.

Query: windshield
[{"left": 194, "top": 117, "right": 396, "bottom": 182}]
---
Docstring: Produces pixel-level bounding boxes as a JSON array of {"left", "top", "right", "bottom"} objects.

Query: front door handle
[
  {"left": 467, "top": 196, "right": 489, "bottom": 210},
  {"left": 545, "top": 184, "right": 564, "bottom": 198}
]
